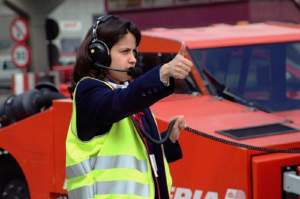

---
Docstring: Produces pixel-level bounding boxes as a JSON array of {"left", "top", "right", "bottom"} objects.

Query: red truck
[{"left": 1, "top": 22, "right": 300, "bottom": 199}]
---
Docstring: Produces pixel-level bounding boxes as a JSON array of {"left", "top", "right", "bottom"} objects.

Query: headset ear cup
[{"left": 89, "top": 40, "right": 111, "bottom": 67}]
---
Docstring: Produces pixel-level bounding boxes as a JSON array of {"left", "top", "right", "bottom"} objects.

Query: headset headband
[{"left": 92, "top": 15, "right": 113, "bottom": 42}]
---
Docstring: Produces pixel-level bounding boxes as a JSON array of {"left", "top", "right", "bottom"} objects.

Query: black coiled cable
[
  {"left": 133, "top": 116, "right": 300, "bottom": 153},
  {"left": 131, "top": 116, "right": 177, "bottom": 145},
  {"left": 185, "top": 126, "right": 300, "bottom": 154}
]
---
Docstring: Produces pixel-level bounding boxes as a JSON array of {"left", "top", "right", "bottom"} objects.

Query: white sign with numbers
[{"left": 11, "top": 44, "right": 31, "bottom": 68}]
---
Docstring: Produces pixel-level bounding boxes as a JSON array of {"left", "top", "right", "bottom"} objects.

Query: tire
[
  {"left": 0, "top": 155, "right": 30, "bottom": 199},
  {"left": 1, "top": 178, "right": 29, "bottom": 199}
]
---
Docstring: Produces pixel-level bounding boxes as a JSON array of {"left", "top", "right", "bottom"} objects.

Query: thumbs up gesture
[{"left": 160, "top": 43, "right": 193, "bottom": 84}]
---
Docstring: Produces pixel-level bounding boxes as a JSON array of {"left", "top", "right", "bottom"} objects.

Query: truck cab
[{"left": 139, "top": 23, "right": 300, "bottom": 199}]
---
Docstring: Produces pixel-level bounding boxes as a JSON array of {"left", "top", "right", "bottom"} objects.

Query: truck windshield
[{"left": 190, "top": 42, "right": 300, "bottom": 112}]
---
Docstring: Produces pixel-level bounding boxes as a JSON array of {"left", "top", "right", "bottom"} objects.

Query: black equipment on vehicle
[{"left": 0, "top": 82, "right": 65, "bottom": 127}]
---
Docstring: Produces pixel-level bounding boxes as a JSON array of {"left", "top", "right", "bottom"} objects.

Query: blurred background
[{"left": 0, "top": 0, "right": 300, "bottom": 99}]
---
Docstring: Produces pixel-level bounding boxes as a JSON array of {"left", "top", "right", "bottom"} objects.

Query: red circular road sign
[
  {"left": 11, "top": 43, "right": 31, "bottom": 68},
  {"left": 10, "top": 17, "right": 30, "bottom": 42}
]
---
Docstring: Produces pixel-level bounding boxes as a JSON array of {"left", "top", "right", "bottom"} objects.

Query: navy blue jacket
[{"left": 75, "top": 66, "right": 182, "bottom": 199}]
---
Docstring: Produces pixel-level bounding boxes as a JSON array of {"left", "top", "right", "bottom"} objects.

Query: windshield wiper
[
  {"left": 202, "top": 68, "right": 270, "bottom": 112},
  {"left": 222, "top": 88, "right": 271, "bottom": 112}
]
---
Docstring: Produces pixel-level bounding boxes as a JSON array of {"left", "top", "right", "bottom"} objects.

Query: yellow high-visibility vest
[{"left": 65, "top": 77, "right": 172, "bottom": 199}]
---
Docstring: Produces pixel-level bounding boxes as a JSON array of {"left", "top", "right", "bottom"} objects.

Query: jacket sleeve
[
  {"left": 162, "top": 132, "right": 183, "bottom": 163},
  {"left": 75, "top": 66, "right": 174, "bottom": 140}
]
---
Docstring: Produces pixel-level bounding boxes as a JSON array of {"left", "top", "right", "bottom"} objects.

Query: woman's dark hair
[{"left": 69, "top": 15, "right": 141, "bottom": 94}]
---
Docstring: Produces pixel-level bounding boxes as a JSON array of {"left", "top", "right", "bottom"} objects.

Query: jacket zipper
[{"left": 131, "top": 116, "right": 162, "bottom": 199}]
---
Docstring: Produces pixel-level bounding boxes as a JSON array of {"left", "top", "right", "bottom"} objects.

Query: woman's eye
[{"left": 121, "top": 49, "right": 130, "bottom": 54}]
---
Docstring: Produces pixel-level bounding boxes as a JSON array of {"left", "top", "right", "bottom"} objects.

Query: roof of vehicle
[{"left": 141, "top": 23, "right": 300, "bottom": 50}]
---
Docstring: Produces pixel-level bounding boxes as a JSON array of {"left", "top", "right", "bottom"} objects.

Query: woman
[{"left": 65, "top": 15, "right": 192, "bottom": 199}]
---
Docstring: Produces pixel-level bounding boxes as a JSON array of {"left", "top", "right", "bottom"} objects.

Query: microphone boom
[{"left": 94, "top": 63, "right": 143, "bottom": 78}]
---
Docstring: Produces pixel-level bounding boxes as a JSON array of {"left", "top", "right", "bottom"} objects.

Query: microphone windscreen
[{"left": 127, "top": 67, "right": 143, "bottom": 78}]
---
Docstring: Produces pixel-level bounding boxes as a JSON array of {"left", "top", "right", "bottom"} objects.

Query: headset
[
  {"left": 88, "top": 15, "right": 114, "bottom": 67},
  {"left": 88, "top": 15, "right": 142, "bottom": 77}
]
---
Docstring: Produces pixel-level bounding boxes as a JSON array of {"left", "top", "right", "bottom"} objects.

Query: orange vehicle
[{"left": 1, "top": 22, "right": 300, "bottom": 199}]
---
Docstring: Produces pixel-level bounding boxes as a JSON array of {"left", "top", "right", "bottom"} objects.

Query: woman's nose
[{"left": 129, "top": 51, "right": 137, "bottom": 64}]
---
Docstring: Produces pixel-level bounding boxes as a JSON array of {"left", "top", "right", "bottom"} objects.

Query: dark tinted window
[{"left": 191, "top": 42, "right": 300, "bottom": 112}]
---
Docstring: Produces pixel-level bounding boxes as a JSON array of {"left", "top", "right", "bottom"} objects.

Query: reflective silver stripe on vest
[
  {"left": 68, "top": 180, "right": 149, "bottom": 199},
  {"left": 66, "top": 155, "right": 147, "bottom": 178},
  {"left": 68, "top": 184, "right": 94, "bottom": 199}
]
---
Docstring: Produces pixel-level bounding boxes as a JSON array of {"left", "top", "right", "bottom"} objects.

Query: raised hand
[{"left": 160, "top": 43, "right": 193, "bottom": 83}]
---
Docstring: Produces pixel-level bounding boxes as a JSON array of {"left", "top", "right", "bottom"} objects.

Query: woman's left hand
[{"left": 169, "top": 115, "right": 186, "bottom": 143}]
